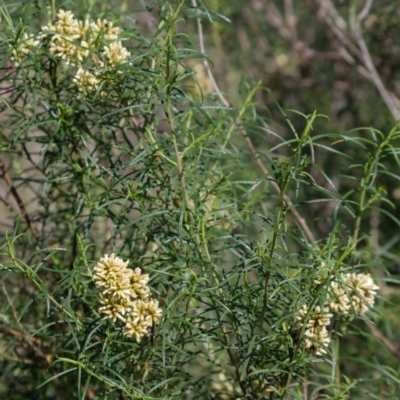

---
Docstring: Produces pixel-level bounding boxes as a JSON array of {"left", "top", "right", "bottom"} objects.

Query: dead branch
[
  {"left": 318, "top": 0, "right": 399, "bottom": 120},
  {"left": 0, "top": 157, "right": 37, "bottom": 236},
  {"left": 363, "top": 317, "right": 400, "bottom": 358},
  {"left": 2, "top": 284, "right": 51, "bottom": 365}
]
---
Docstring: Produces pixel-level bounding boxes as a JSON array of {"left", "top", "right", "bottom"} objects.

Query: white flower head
[
  {"left": 345, "top": 273, "right": 379, "bottom": 313},
  {"left": 129, "top": 268, "right": 150, "bottom": 299},
  {"left": 123, "top": 315, "right": 151, "bottom": 342},
  {"left": 131, "top": 299, "right": 162, "bottom": 325},
  {"left": 304, "top": 327, "right": 330, "bottom": 355},
  {"left": 11, "top": 33, "right": 40, "bottom": 66},
  {"left": 93, "top": 253, "right": 133, "bottom": 300},
  {"left": 328, "top": 282, "right": 351, "bottom": 313},
  {"left": 103, "top": 41, "right": 130, "bottom": 67},
  {"left": 91, "top": 19, "right": 120, "bottom": 42},
  {"left": 93, "top": 254, "right": 162, "bottom": 342},
  {"left": 73, "top": 68, "right": 100, "bottom": 98},
  {"left": 54, "top": 10, "right": 78, "bottom": 34},
  {"left": 323, "top": 272, "right": 379, "bottom": 315},
  {"left": 297, "top": 304, "right": 332, "bottom": 356},
  {"left": 13, "top": 9, "right": 130, "bottom": 70},
  {"left": 297, "top": 305, "right": 332, "bottom": 328},
  {"left": 42, "top": 10, "right": 91, "bottom": 66},
  {"left": 146, "top": 298, "right": 163, "bottom": 323},
  {"left": 98, "top": 293, "right": 131, "bottom": 323}
]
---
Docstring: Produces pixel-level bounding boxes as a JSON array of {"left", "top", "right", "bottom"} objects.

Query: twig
[
  {"left": 370, "top": 204, "right": 379, "bottom": 254},
  {"left": 284, "top": 0, "right": 296, "bottom": 41},
  {"left": 191, "top": 0, "right": 230, "bottom": 108},
  {"left": 191, "top": 0, "right": 318, "bottom": 247},
  {"left": 0, "top": 195, "right": 16, "bottom": 216},
  {"left": 363, "top": 318, "right": 400, "bottom": 358},
  {"left": 353, "top": 25, "right": 398, "bottom": 120},
  {"left": 336, "top": 46, "right": 370, "bottom": 80},
  {"left": 357, "top": 0, "right": 373, "bottom": 23},
  {"left": 0, "top": 157, "right": 37, "bottom": 236},
  {"left": 2, "top": 284, "right": 51, "bottom": 364},
  {"left": 352, "top": 1, "right": 397, "bottom": 117},
  {"left": 262, "top": 3, "right": 315, "bottom": 65},
  {"left": 317, "top": 0, "right": 399, "bottom": 120}
]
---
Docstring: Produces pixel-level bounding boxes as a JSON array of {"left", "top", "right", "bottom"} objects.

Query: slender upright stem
[{"left": 352, "top": 123, "right": 399, "bottom": 260}]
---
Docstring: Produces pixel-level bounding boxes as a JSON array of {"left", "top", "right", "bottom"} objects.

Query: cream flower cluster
[
  {"left": 298, "top": 272, "right": 379, "bottom": 356},
  {"left": 94, "top": 254, "right": 162, "bottom": 342},
  {"left": 328, "top": 272, "right": 379, "bottom": 314},
  {"left": 41, "top": 10, "right": 92, "bottom": 65},
  {"left": 72, "top": 68, "right": 100, "bottom": 98},
  {"left": 102, "top": 41, "right": 131, "bottom": 68},
  {"left": 297, "top": 305, "right": 332, "bottom": 356},
  {"left": 10, "top": 10, "right": 131, "bottom": 98},
  {"left": 11, "top": 33, "right": 41, "bottom": 66}
]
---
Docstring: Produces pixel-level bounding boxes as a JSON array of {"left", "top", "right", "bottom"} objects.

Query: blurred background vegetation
[{"left": 1, "top": 0, "right": 400, "bottom": 398}]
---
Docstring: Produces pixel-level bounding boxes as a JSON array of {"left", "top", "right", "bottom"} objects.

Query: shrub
[{"left": 1, "top": 1, "right": 399, "bottom": 399}]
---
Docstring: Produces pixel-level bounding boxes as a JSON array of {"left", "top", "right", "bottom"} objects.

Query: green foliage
[{"left": 0, "top": 1, "right": 400, "bottom": 399}]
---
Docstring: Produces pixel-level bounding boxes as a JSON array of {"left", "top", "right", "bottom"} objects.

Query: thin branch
[
  {"left": 0, "top": 157, "right": 37, "bottom": 236},
  {"left": 351, "top": 1, "right": 398, "bottom": 118},
  {"left": 284, "top": 0, "right": 296, "bottom": 41},
  {"left": 336, "top": 46, "right": 370, "bottom": 80},
  {"left": 191, "top": 0, "right": 230, "bottom": 108},
  {"left": 317, "top": 0, "right": 399, "bottom": 120},
  {"left": 369, "top": 204, "right": 380, "bottom": 254},
  {"left": 357, "top": 0, "right": 373, "bottom": 23},
  {"left": 262, "top": 3, "right": 314, "bottom": 62},
  {"left": 363, "top": 318, "right": 400, "bottom": 358},
  {"left": 2, "top": 284, "right": 50, "bottom": 364},
  {"left": 317, "top": 1, "right": 362, "bottom": 58},
  {"left": 354, "top": 27, "right": 398, "bottom": 120}
]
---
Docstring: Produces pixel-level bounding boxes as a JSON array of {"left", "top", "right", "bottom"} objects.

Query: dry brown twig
[
  {"left": 351, "top": 2, "right": 399, "bottom": 119},
  {"left": 318, "top": 0, "right": 399, "bottom": 120},
  {"left": 191, "top": 0, "right": 319, "bottom": 247},
  {"left": 363, "top": 317, "right": 400, "bottom": 358},
  {"left": 0, "top": 156, "right": 37, "bottom": 236},
  {"left": 191, "top": 0, "right": 230, "bottom": 109},
  {"left": 253, "top": 0, "right": 399, "bottom": 119},
  {"left": 2, "top": 283, "right": 51, "bottom": 365},
  {"left": 260, "top": 1, "right": 316, "bottom": 69}
]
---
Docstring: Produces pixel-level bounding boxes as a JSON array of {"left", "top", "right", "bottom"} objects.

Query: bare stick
[
  {"left": 263, "top": 3, "right": 314, "bottom": 63},
  {"left": 191, "top": 0, "right": 230, "bottom": 108},
  {"left": 352, "top": 1, "right": 397, "bottom": 118},
  {"left": 357, "top": 0, "right": 373, "bottom": 23},
  {"left": 2, "top": 283, "right": 50, "bottom": 364},
  {"left": 284, "top": 0, "right": 296, "bottom": 41},
  {"left": 363, "top": 317, "right": 400, "bottom": 358},
  {"left": 354, "top": 27, "right": 398, "bottom": 120},
  {"left": 318, "top": 0, "right": 399, "bottom": 120},
  {"left": 0, "top": 157, "right": 37, "bottom": 236}
]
